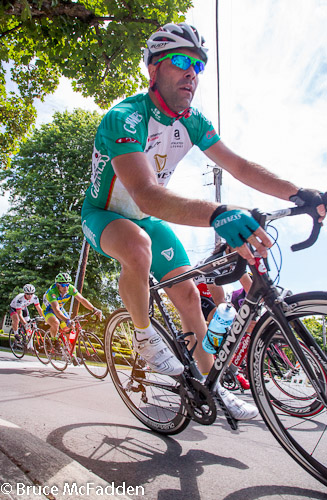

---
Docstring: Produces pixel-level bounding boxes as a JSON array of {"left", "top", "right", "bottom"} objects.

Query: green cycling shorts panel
[{"left": 81, "top": 198, "right": 190, "bottom": 281}]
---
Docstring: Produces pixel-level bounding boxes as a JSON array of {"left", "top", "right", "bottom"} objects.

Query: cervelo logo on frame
[
  {"left": 214, "top": 302, "right": 251, "bottom": 371},
  {"left": 123, "top": 112, "right": 143, "bottom": 134}
]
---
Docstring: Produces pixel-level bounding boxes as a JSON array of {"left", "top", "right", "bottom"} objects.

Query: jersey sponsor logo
[
  {"left": 151, "top": 108, "right": 161, "bottom": 121},
  {"left": 154, "top": 154, "right": 167, "bottom": 172},
  {"left": 116, "top": 137, "right": 140, "bottom": 144},
  {"left": 206, "top": 129, "right": 216, "bottom": 140},
  {"left": 90, "top": 147, "right": 110, "bottom": 199},
  {"left": 145, "top": 140, "right": 161, "bottom": 154},
  {"left": 174, "top": 129, "right": 180, "bottom": 140},
  {"left": 161, "top": 248, "right": 174, "bottom": 261},
  {"left": 123, "top": 112, "right": 143, "bottom": 134},
  {"left": 148, "top": 133, "right": 161, "bottom": 142},
  {"left": 82, "top": 220, "right": 97, "bottom": 248}
]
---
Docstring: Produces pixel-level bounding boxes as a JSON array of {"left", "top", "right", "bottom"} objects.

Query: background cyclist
[
  {"left": 9, "top": 284, "right": 43, "bottom": 338},
  {"left": 42, "top": 272, "right": 102, "bottom": 339},
  {"left": 81, "top": 22, "right": 325, "bottom": 420}
]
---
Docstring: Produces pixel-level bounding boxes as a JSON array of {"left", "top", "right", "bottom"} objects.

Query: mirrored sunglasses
[
  {"left": 58, "top": 283, "right": 70, "bottom": 287},
  {"left": 155, "top": 53, "right": 205, "bottom": 74}
]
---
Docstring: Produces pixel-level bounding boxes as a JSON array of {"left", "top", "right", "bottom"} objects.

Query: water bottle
[
  {"left": 69, "top": 329, "right": 77, "bottom": 345},
  {"left": 202, "top": 303, "right": 236, "bottom": 354}
]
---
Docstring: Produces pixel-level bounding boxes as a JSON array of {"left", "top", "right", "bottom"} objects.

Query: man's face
[
  {"left": 56, "top": 283, "right": 69, "bottom": 294},
  {"left": 149, "top": 48, "right": 203, "bottom": 113}
]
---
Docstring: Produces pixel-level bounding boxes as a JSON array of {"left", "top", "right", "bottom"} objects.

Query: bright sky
[{"left": 1, "top": 0, "right": 327, "bottom": 293}]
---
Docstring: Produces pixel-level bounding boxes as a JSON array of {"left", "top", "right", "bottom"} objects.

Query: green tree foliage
[
  {"left": 0, "top": 108, "right": 122, "bottom": 317},
  {"left": 303, "top": 316, "right": 327, "bottom": 352},
  {"left": 0, "top": 0, "right": 192, "bottom": 167}
]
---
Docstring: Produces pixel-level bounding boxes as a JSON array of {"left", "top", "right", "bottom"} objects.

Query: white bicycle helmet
[
  {"left": 23, "top": 284, "right": 35, "bottom": 294},
  {"left": 144, "top": 22, "right": 208, "bottom": 67}
]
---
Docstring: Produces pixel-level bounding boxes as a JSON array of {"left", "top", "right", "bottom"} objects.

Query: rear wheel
[
  {"left": 248, "top": 292, "right": 327, "bottom": 486},
  {"left": 33, "top": 329, "right": 50, "bottom": 365},
  {"left": 44, "top": 333, "right": 68, "bottom": 371},
  {"left": 104, "top": 308, "right": 189, "bottom": 435},
  {"left": 9, "top": 327, "right": 26, "bottom": 359},
  {"left": 78, "top": 331, "right": 108, "bottom": 379}
]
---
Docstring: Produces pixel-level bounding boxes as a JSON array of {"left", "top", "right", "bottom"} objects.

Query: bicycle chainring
[{"left": 180, "top": 378, "right": 217, "bottom": 425}]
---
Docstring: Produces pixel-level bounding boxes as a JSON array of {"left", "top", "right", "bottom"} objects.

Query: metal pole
[
  {"left": 216, "top": 0, "right": 220, "bottom": 136},
  {"left": 213, "top": 166, "right": 222, "bottom": 245},
  {"left": 323, "top": 316, "right": 326, "bottom": 349},
  {"left": 69, "top": 238, "right": 90, "bottom": 317}
]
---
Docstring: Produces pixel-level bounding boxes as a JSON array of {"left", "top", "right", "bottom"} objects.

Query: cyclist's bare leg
[
  {"left": 46, "top": 316, "right": 60, "bottom": 337},
  {"left": 11, "top": 313, "right": 20, "bottom": 332},
  {"left": 100, "top": 219, "right": 153, "bottom": 328},
  {"left": 162, "top": 266, "right": 214, "bottom": 374}
]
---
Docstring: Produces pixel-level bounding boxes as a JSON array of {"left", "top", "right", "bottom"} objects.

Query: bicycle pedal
[{"left": 214, "top": 393, "right": 239, "bottom": 431}]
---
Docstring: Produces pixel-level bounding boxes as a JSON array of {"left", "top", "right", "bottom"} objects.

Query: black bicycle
[{"left": 105, "top": 202, "right": 327, "bottom": 486}]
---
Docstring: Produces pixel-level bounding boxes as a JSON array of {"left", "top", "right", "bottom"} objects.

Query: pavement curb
[{"left": 0, "top": 419, "right": 131, "bottom": 500}]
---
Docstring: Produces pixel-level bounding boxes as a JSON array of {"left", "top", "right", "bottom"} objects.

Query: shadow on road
[{"left": 47, "top": 421, "right": 325, "bottom": 500}]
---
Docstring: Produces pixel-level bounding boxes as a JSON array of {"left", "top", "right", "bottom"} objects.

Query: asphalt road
[{"left": 0, "top": 349, "right": 326, "bottom": 500}]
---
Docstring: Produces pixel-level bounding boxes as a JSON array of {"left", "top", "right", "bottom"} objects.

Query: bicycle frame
[
  {"left": 58, "top": 321, "right": 82, "bottom": 358},
  {"left": 149, "top": 245, "right": 327, "bottom": 408}
]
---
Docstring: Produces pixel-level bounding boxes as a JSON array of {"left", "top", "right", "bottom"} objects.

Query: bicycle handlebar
[
  {"left": 252, "top": 193, "right": 327, "bottom": 251},
  {"left": 71, "top": 310, "right": 97, "bottom": 322}
]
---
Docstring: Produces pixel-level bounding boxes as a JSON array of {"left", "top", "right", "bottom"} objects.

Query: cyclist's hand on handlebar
[
  {"left": 289, "top": 188, "right": 326, "bottom": 223},
  {"left": 93, "top": 308, "right": 103, "bottom": 321},
  {"left": 210, "top": 206, "right": 272, "bottom": 264}
]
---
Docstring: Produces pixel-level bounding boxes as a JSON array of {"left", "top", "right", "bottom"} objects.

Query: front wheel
[
  {"left": 9, "top": 328, "right": 26, "bottom": 359},
  {"left": 33, "top": 329, "right": 50, "bottom": 365},
  {"left": 44, "top": 333, "right": 68, "bottom": 371},
  {"left": 104, "top": 308, "right": 189, "bottom": 435},
  {"left": 248, "top": 291, "right": 327, "bottom": 486},
  {"left": 78, "top": 331, "right": 108, "bottom": 379}
]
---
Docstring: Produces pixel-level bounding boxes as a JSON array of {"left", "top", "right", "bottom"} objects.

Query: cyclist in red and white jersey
[
  {"left": 9, "top": 284, "right": 43, "bottom": 337},
  {"left": 81, "top": 22, "right": 325, "bottom": 420}
]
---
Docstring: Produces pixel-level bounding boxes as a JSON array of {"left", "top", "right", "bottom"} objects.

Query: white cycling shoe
[
  {"left": 215, "top": 383, "right": 259, "bottom": 420},
  {"left": 133, "top": 331, "right": 184, "bottom": 376}
]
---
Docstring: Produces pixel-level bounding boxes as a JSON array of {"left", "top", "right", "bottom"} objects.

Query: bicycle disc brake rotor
[{"left": 180, "top": 378, "right": 217, "bottom": 425}]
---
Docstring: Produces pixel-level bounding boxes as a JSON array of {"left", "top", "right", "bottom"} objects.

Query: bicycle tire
[
  {"left": 104, "top": 308, "right": 190, "bottom": 435},
  {"left": 266, "top": 334, "right": 326, "bottom": 415},
  {"left": 44, "top": 333, "right": 68, "bottom": 371},
  {"left": 33, "top": 329, "right": 50, "bottom": 365},
  {"left": 9, "top": 328, "right": 26, "bottom": 359},
  {"left": 248, "top": 291, "right": 327, "bottom": 486},
  {"left": 78, "top": 331, "right": 108, "bottom": 379}
]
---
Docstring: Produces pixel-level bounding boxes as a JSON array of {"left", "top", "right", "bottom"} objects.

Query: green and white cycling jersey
[
  {"left": 42, "top": 284, "right": 78, "bottom": 311},
  {"left": 85, "top": 92, "right": 220, "bottom": 220}
]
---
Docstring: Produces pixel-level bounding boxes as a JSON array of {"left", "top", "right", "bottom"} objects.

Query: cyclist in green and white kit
[{"left": 82, "top": 23, "right": 325, "bottom": 420}]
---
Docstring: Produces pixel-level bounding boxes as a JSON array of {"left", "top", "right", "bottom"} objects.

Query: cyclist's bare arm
[
  {"left": 204, "top": 140, "right": 299, "bottom": 200},
  {"left": 17, "top": 309, "right": 27, "bottom": 325},
  {"left": 75, "top": 292, "right": 102, "bottom": 320},
  {"left": 112, "top": 152, "right": 217, "bottom": 227},
  {"left": 51, "top": 301, "right": 69, "bottom": 323},
  {"left": 205, "top": 140, "right": 326, "bottom": 222},
  {"left": 35, "top": 304, "right": 43, "bottom": 317},
  {"left": 112, "top": 152, "right": 272, "bottom": 263}
]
